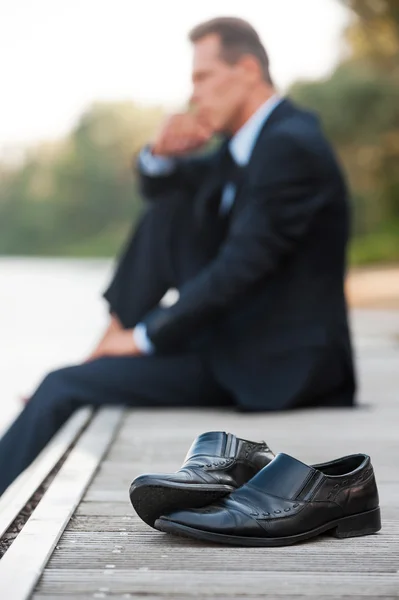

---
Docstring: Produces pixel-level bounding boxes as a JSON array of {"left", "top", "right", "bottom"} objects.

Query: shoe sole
[
  {"left": 129, "top": 480, "right": 235, "bottom": 529},
  {"left": 155, "top": 506, "right": 381, "bottom": 547}
]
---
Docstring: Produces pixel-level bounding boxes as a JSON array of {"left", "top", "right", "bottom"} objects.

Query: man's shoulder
[
  {"left": 264, "top": 100, "right": 321, "bottom": 144},
  {"left": 251, "top": 99, "right": 331, "bottom": 165}
]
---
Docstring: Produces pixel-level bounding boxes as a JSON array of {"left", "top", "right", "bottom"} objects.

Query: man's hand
[
  {"left": 88, "top": 329, "right": 142, "bottom": 361},
  {"left": 85, "top": 314, "right": 124, "bottom": 362},
  {"left": 152, "top": 113, "right": 212, "bottom": 157}
]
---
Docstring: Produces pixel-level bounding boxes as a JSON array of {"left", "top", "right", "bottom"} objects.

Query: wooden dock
[{"left": 0, "top": 308, "right": 398, "bottom": 599}]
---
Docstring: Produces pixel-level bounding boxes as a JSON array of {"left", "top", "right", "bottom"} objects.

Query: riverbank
[{"left": 347, "top": 265, "right": 399, "bottom": 309}]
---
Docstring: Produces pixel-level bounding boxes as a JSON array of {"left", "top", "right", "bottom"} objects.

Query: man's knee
[
  {"left": 31, "top": 365, "right": 77, "bottom": 412},
  {"left": 142, "top": 191, "right": 191, "bottom": 227}
]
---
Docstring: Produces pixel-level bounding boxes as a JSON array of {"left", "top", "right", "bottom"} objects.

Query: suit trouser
[{"left": 0, "top": 196, "right": 232, "bottom": 496}]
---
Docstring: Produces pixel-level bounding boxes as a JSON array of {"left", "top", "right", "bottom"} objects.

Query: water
[{"left": 0, "top": 257, "right": 115, "bottom": 433}]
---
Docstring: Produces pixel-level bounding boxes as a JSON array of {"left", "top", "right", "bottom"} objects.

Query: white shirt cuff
[
  {"left": 133, "top": 323, "right": 155, "bottom": 354},
  {"left": 139, "top": 146, "right": 176, "bottom": 176}
]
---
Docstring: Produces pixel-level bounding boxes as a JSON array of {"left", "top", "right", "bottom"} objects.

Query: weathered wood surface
[
  {"left": 31, "top": 309, "right": 399, "bottom": 598},
  {"left": 0, "top": 408, "right": 92, "bottom": 538},
  {"left": 0, "top": 409, "right": 123, "bottom": 600}
]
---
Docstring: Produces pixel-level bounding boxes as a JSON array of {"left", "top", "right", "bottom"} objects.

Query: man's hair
[{"left": 189, "top": 17, "right": 272, "bottom": 84}]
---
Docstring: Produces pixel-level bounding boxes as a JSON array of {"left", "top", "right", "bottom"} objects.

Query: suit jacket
[{"left": 138, "top": 99, "right": 356, "bottom": 411}]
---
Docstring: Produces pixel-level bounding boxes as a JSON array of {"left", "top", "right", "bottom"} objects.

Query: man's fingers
[{"left": 152, "top": 112, "right": 213, "bottom": 156}]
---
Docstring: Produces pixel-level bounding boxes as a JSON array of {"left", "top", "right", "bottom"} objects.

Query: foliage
[
  {"left": 350, "top": 220, "right": 399, "bottom": 264},
  {"left": 340, "top": 0, "right": 399, "bottom": 74},
  {"left": 290, "top": 0, "right": 399, "bottom": 263},
  {"left": 0, "top": 102, "right": 164, "bottom": 256},
  {"left": 1, "top": 1, "right": 398, "bottom": 264}
]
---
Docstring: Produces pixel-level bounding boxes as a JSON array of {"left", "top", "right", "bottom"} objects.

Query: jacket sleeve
[
  {"left": 142, "top": 131, "right": 334, "bottom": 351},
  {"left": 137, "top": 145, "right": 217, "bottom": 202}
]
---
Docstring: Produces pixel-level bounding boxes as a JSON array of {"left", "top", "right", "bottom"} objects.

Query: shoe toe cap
[{"left": 161, "top": 504, "right": 264, "bottom": 537}]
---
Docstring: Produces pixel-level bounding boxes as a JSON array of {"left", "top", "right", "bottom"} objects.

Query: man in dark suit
[{"left": 0, "top": 17, "right": 355, "bottom": 495}]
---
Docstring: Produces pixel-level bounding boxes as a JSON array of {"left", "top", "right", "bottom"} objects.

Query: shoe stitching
[{"left": 325, "top": 468, "right": 374, "bottom": 501}]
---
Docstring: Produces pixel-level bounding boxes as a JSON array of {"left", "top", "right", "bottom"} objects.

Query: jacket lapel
[
  {"left": 194, "top": 138, "right": 230, "bottom": 224},
  {"left": 229, "top": 98, "right": 295, "bottom": 214},
  {"left": 194, "top": 98, "right": 295, "bottom": 224},
  {"left": 246, "top": 98, "right": 293, "bottom": 162}
]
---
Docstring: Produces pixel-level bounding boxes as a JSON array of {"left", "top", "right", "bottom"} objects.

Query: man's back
[{"left": 211, "top": 99, "right": 355, "bottom": 410}]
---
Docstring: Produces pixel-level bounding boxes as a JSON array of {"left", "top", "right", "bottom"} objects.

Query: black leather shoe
[
  {"left": 129, "top": 431, "right": 274, "bottom": 528},
  {"left": 155, "top": 452, "right": 381, "bottom": 546}
]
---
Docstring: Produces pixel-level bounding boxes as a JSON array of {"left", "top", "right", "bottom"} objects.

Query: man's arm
[
  {"left": 137, "top": 147, "right": 217, "bottom": 202},
  {"left": 140, "top": 131, "right": 334, "bottom": 352},
  {"left": 90, "top": 114, "right": 216, "bottom": 360}
]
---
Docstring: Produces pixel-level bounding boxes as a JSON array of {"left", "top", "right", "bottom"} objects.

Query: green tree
[
  {"left": 0, "top": 102, "right": 165, "bottom": 256},
  {"left": 289, "top": 0, "right": 399, "bottom": 263},
  {"left": 340, "top": 0, "right": 399, "bottom": 74}
]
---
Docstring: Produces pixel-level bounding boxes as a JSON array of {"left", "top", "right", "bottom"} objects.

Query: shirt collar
[{"left": 229, "top": 94, "right": 283, "bottom": 166}]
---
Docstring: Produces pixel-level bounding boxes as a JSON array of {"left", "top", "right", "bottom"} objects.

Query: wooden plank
[
  {"left": 0, "top": 407, "right": 124, "bottom": 600},
  {"left": 0, "top": 407, "right": 92, "bottom": 537},
  {"left": 31, "top": 597, "right": 399, "bottom": 600},
  {"left": 34, "top": 570, "right": 399, "bottom": 596},
  {"left": 45, "top": 528, "right": 399, "bottom": 573}
]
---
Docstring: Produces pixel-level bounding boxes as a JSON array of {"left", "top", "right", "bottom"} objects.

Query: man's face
[{"left": 190, "top": 34, "right": 252, "bottom": 134}]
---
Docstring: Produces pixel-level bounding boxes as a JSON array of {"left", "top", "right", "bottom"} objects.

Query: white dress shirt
[{"left": 133, "top": 95, "right": 282, "bottom": 353}]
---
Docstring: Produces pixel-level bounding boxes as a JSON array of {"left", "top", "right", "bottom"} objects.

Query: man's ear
[{"left": 237, "top": 55, "right": 263, "bottom": 84}]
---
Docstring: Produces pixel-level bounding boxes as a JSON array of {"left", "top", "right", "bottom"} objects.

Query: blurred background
[{"left": 0, "top": 0, "right": 398, "bottom": 429}]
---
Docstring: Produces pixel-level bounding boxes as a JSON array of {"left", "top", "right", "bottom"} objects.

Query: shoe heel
[{"left": 332, "top": 507, "right": 381, "bottom": 539}]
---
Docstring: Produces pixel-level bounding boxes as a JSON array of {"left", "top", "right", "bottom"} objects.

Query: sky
[{"left": 0, "top": 0, "right": 350, "bottom": 150}]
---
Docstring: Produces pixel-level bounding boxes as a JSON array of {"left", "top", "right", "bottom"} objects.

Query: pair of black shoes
[{"left": 129, "top": 431, "right": 381, "bottom": 547}]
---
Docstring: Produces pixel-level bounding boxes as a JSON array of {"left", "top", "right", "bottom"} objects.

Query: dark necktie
[
  {"left": 196, "top": 141, "right": 243, "bottom": 226},
  {"left": 219, "top": 142, "right": 237, "bottom": 182},
  {"left": 218, "top": 143, "right": 244, "bottom": 215}
]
